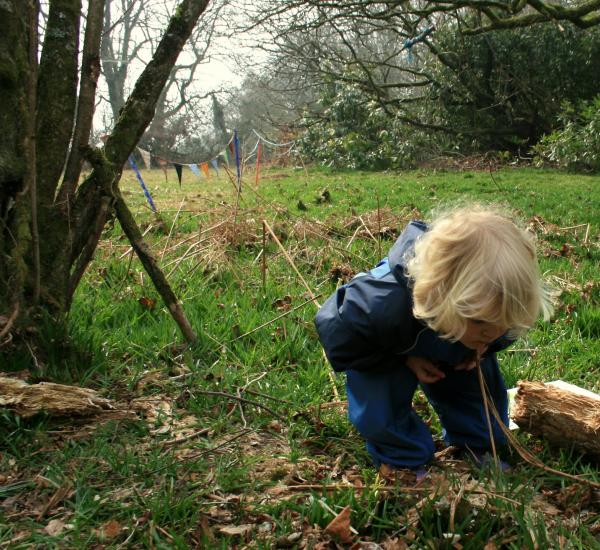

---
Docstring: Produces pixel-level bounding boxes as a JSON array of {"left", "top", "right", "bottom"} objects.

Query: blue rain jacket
[{"left": 315, "top": 220, "right": 513, "bottom": 373}]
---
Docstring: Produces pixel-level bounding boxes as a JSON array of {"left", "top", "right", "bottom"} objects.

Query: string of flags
[{"left": 128, "top": 129, "right": 298, "bottom": 212}]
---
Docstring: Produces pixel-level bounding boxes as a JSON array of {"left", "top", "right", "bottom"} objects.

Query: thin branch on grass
[
  {"left": 179, "top": 428, "right": 253, "bottom": 463},
  {"left": 231, "top": 294, "right": 322, "bottom": 341},
  {"left": 489, "top": 165, "right": 503, "bottom": 192},
  {"left": 358, "top": 215, "right": 379, "bottom": 245},
  {"left": 160, "top": 428, "right": 210, "bottom": 447},
  {"left": 113, "top": 190, "right": 197, "bottom": 344},
  {"left": 190, "top": 390, "right": 287, "bottom": 422},
  {"left": 243, "top": 388, "right": 293, "bottom": 405},
  {"left": 262, "top": 220, "right": 320, "bottom": 307}
]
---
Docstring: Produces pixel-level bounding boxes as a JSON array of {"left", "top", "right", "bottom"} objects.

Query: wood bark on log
[
  {"left": 0, "top": 376, "right": 135, "bottom": 419},
  {"left": 512, "top": 380, "right": 600, "bottom": 457}
]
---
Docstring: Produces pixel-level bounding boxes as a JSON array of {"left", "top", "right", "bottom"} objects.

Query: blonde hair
[{"left": 405, "top": 205, "right": 554, "bottom": 340}]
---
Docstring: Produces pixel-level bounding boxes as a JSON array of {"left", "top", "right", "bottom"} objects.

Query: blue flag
[{"left": 129, "top": 155, "right": 157, "bottom": 213}]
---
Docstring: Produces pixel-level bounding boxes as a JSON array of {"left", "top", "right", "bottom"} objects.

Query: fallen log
[
  {"left": 512, "top": 380, "right": 600, "bottom": 457},
  {"left": 0, "top": 376, "right": 135, "bottom": 419}
]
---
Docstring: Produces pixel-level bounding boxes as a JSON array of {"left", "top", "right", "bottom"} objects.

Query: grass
[{"left": 0, "top": 164, "right": 599, "bottom": 548}]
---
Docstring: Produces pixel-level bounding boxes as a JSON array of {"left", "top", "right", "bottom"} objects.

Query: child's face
[{"left": 459, "top": 319, "right": 506, "bottom": 354}]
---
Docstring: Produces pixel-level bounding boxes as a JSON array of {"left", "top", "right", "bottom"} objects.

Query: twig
[
  {"left": 190, "top": 390, "right": 287, "bottom": 422},
  {"left": 118, "top": 224, "right": 154, "bottom": 259},
  {"left": 179, "top": 429, "right": 252, "bottom": 462},
  {"left": 358, "top": 216, "right": 379, "bottom": 245},
  {"left": 243, "top": 389, "right": 293, "bottom": 405},
  {"left": 489, "top": 165, "right": 503, "bottom": 192},
  {"left": 448, "top": 483, "right": 465, "bottom": 532},
  {"left": 346, "top": 225, "right": 362, "bottom": 250},
  {"left": 231, "top": 294, "right": 321, "bottom": 341},
  {"left": 262, "top": 220, "right": 319, "bottom": 307},
  {"left": 259, "top": 223, "right": 339, "bottom": 404},
  {"left": 557, "top": 223, "right": 589, "bottom": 231},
  {"left": 0, "top": 303, "right": 19, "bottom": 341},
  {"left": 160, "top": 428, "right": 210, "bottom": 448},
  {"left": 283, "top": 483, "right": 521, "bottom": 505},
  {"left": 113, "top": 190, "right": 197, "bottom": 344}
]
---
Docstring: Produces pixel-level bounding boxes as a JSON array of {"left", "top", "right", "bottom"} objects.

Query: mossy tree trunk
[{"left": 0, "top": 0, "right": 208, "bottom": 357}]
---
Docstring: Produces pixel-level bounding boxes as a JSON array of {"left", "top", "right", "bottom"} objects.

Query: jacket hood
[{"left": 388, "top": 220, "right": 427, "bottom": 281}]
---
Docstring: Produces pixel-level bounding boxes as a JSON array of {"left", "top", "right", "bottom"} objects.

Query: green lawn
[{"left": 1, "top": 165, "right": 599, "bottom": 548}]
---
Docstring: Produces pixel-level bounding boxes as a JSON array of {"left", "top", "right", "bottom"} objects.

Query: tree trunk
[
  {"left": 0, "top": 1, "right": 32, "bottom": 318},
  {"left": 1, "top": 0, "right": 209, "bottom": 361}
]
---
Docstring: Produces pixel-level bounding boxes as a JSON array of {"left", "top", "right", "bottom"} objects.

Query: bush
[
  {"left": 533, "top": 97, "right": 600, "bottom": 172},
  {"left": 299, "top": 80, "right": 451, "bottom": 170}
]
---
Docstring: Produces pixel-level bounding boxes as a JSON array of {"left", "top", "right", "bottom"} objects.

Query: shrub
[{"left": 533, "top": 97, "right": 600, "bottom": 172}]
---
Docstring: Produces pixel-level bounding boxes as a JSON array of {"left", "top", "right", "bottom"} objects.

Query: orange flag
[{"left": 200, "top": 162, "right": 210, "bottom": 179}]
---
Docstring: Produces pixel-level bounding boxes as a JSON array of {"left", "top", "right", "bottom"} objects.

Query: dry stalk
[
  {"left": 232, "top": 294, "right": 321, "bottom": 342},
  {"left": 160, "top": 197, "right": 186, "bottom": 261},
  {"left": 476, "top": 355, "right": 499, "bottom": 467}
]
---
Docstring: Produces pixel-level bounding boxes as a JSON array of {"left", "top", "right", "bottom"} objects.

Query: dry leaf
[
  {"left": 44, "top": 519, "right": 66, "bottom": 537},
  {"left": 98, "top": 519, "right": 121, "bottom": 540},
  {"left": 483, "top": 542, "right": 498, "bottom": 550},
  {"left": 138, "top": 296, "right": 156, "bottom": 310},
  {"left": 324, "top": 505, "right": 354, "bottom": 544}
]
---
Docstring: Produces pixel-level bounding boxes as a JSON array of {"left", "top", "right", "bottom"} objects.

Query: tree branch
[
  {"left": 59, "top": 0, "right": 106, "bottom": 205},
  {"left": 112, "top": 190, "right": 197, "bottom": 344}
]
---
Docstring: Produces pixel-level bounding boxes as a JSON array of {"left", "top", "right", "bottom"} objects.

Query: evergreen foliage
[
  {"left": 534, "top": 96, "right": 600, "bottom": 171},
  {"left": 298, "top": 23, "right": 600, "bottom": 168}
]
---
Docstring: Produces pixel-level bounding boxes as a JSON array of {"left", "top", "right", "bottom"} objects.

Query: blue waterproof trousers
[{"left": 346, "top": 356, "right": 509, "bottom": 468}]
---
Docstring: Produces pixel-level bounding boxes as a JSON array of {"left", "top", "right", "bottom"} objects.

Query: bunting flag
[
  {"left": 223, "top": 148, "right": 230, "bottom": 166},
  {"left": 200, "top": 162, "right": 210, "bottom": 179},
  {"left": 210, "top": 158, "right": 219, "bottom": 175},
  {"left": 128, "top": 155, "right": 157, "bottom": 213},
  {"left": 234, "top": 128, "right": 241, "bottom": 191},
  {"left": 174, "top": 163, "right": 183, "bottom": 186},
  {"left": 255, "top": 141, "right": 262, "bottom": 187},
  {"left": 138, "top": 147, "right": 152, "bottom": 169},
  {"left": 189, "top": 163, "right": 201, "bottom": 178}
]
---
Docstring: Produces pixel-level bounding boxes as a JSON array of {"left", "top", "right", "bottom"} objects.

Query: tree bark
[
  {"left": 512, "top": 381, "right": 600, "bottom": 457},
  {"left": 0, "top": 1, "right": 32, "bottom": 311},
  {"left": 59, "top": 0, "right": 106, "bottom": 203}
]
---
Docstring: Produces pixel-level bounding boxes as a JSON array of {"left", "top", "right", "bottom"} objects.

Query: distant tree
[
  {"left": 99, "top": 0, "right": 228, "bottom": 155},
  {"left": 245, "top": 0, "right": 600, "bottom": 159}
]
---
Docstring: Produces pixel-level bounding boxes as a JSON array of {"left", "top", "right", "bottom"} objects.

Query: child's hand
[{"left": 405, "top": 356, "right": 446, "bottom": 384}]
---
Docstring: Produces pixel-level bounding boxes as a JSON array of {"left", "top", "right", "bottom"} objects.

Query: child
[{"left": 315, "top": 206, "right": 553, "bottom": 472}]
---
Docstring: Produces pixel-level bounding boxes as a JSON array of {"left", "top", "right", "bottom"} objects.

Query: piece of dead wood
[
  {"left": 512, "top": 380, "right": 600, "bottom": 457},
  {"left": 0, "top": 376, "right": 135, "bottom": 419}
]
